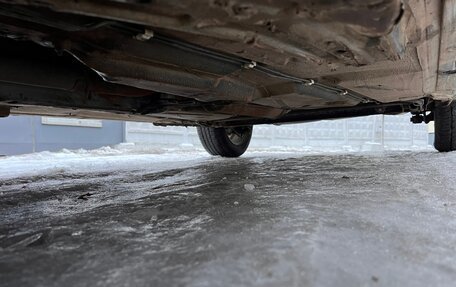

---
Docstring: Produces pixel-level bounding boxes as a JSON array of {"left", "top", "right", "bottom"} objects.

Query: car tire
[
  {"left": 434, "top": 101, "right": 456, "bottom": 152},
  {"left": 197, "top": 126, "right": 253, "bottom": 157}
]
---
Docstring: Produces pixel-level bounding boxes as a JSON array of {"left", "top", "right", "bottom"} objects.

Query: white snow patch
[
  {"left": 0, "top": 144, "right": 210, "bottom": 180},
  {"left": 71, "top": 231, "right": 83, "bottom": 236}
]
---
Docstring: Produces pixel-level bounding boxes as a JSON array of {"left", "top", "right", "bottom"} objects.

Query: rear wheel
[
  {"left": 434, "top": 101, "right": 456, "bottom": 152},
  {"left": 197, "top": 126, "right": 253, "bottom": 157}
]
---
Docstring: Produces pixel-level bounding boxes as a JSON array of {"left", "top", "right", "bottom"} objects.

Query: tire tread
[
  {"left": 197, "top": 126, "right": 252, "bottom": 157},
  {"left": 434, "top": 101, "right": 456, "bottom": 152}
]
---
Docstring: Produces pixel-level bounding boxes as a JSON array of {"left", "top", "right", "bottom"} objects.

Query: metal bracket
[
  {"left": 242, "top": 61, "right": 257, "bottom": 69},
  {"left": 410, "top": 112, "right": 433, "bottom": 124},
  {"left": 410, "top": 98, "right": 433, "bottom": 124},
  {"left": 135, "top": 29, "right": 154, "bottom": 41}
]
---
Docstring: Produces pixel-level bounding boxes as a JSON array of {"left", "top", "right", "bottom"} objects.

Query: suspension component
[{"left": 410, "top": 98, "right": 434, "bottom": 124}]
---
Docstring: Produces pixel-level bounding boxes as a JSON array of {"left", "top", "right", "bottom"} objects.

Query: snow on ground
[
  {"left": 0, "top": 143, "right": 434, "bottom": 180},
  {"left": 0, "top": 144, "right": 210, "bottom": 180}
]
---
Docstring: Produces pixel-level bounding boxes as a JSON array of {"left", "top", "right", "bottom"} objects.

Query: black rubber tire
[
  {"left": 434, "top": 101, "right": 456, "bottom": 152},
  {"left": 197, "top": 126, "right": 253, "bottom": 157}
]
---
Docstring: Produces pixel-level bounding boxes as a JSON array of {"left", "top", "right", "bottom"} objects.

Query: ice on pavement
[
  {"left": 243, "top": 183, "right": 256, "bottom": 191},
  {"left": 3, "top": 143, "right": 456, "bottom": 287}
]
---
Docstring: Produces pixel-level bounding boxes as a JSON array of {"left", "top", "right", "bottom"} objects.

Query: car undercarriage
[{"left": 0, "top": 0, "right": 455, "bottom": 156}]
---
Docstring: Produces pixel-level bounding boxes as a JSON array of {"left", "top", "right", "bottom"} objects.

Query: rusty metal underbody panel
[{"left": 0, "top": 0, "right": 453, "bottom": 126}]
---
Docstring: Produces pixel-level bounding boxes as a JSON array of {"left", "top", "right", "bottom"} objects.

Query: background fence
[
  {"left": 125, "top": 114, "right": 430, "bottom": 151},
  {"left": 0, "top": 113, "right": 430, "bottom": 156}
]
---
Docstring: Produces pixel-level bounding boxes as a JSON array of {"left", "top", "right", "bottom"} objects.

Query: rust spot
[
  {"left": 254, "top": 19, "right": 278, "bottom": 33},
  {"left": 231, "top": 4, "right": 257, "bottom": 19},
  {"left": 319, "top": 76, "right": 341, "bottom": 85},
  {"left": 210, "top": 0, "right": 229, "bottom": 8},
  {"left": 177, "top": 14, "right": 193, "bottom": 24},
  {"left": 244, "top": 36, "right": 256, "bottom": 45}
]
